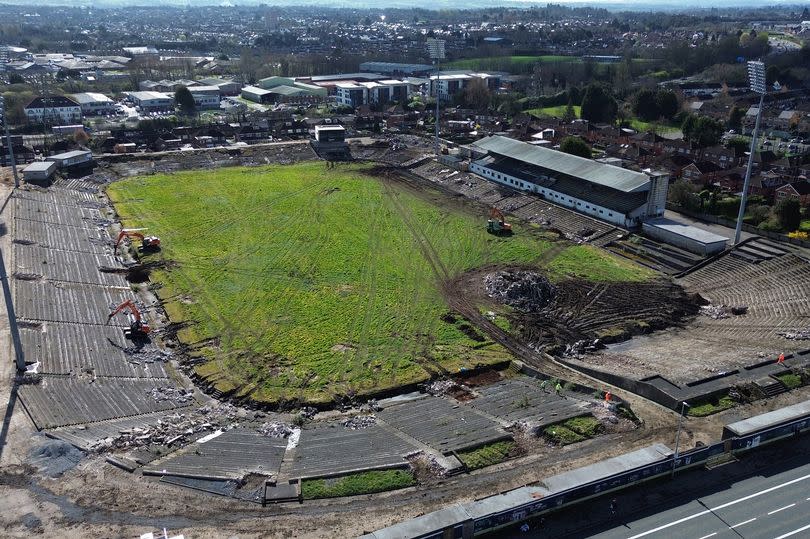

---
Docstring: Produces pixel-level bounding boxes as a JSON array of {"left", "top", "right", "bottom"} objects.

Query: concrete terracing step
[
  {"left": 755, "top": 377, "right": 789, "bottom": 398},
  {"left": 753, "top": 239, "right": 791, "bottom": 256}
]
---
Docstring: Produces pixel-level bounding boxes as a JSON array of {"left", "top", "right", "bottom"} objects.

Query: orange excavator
[
  {"left": 487, "top": 207, "right": 513, "bottom": 235},
  {"left": 115, "top": 230, "right": 161, "bottom": 252},
  {"left": 107, "top": 300, "right": 151, "bottom": 339}
]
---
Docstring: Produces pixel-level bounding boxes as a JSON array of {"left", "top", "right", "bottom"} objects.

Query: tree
[
  {"left": 73, "top": 128, "right": 90, "bottom": 147},
  {"left": 560, "top": 136, "right": 592, "bottom": 158},
  {"left": 727, "top": 106, "right": 744, "bottom": 132},
  {"left": 563, "top": 96, "right": 576, "bottom": 122},
  {"left": 681, "top": 114, "right": 723, "bottom": 147},
  {"left": 463, "top": 78, "right": 491, "bottom": 110},
  {"left": 8, "top": 73, "right": 24, "bottom": 85},
  {"left": 174, "top": 85, "right": 196, "bottom": 116},
  {"left": 726, "top": 136, "right": 749, "bottom": 156},
  {"left": 668, "top": 180, "right": 700, "bottom": 211},
  {"left": 775, "top": 197, "right": 802, "bottom": 231},
  {"left": 632, "top": 88, "right": 659, "bottom": 121},
  {"left": 580, "top": 83, "right": 617, "bottom": 124},
  {"left": 655, "top": 90, "right": 679, "bottom": 120}
]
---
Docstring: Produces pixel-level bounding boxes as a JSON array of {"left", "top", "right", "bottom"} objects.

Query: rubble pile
[
  {"left": 258, "top": 422, "right": 295, "bottom": 438},
  {"left": 485, "top": 270, "right": 556, "bottom": 312},
  {"left": 425, "top": 379, "right": 455, "bottom": 396},
  {"left": 88, "top": 403, "right": 244, "bottom": 452},
  {"left": 359, "top": 399, "right": 383, "bottom": 413},
  {"left": 564, "top": 339, "right": 604, "bottom": 356},
  {"left": 699, "top": 304, "right": 747, "bottom": 319},
  {"left": 407, "top": 451, "right": 448, "bottom": 477},
  {"left": 341, "top": 415, "right": 376, "bottom": 430},
  {"left": 779, "top": 329, "right": 810, "bottom": 340},
  {"left": 147, "top": 386, "right": 195, "bottom": 405}
]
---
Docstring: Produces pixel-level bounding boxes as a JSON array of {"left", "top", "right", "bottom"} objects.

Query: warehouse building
[
  {"left": 467, "top": 135, "right": 669, "bottom": 228},
  {"left": 241, "top": 85, "right": 274, "bottom": 104},
  {"left": 45, "top": 149, "right": 93, "bottom": 170},
  {"left": 22, "top": 161, "right": 57, "bottom": 185},
  {"left": 127, "top": 91, "right": 173, "bottom": 112},
  {"left": 70, "top": 92, "right": 115, "bottom": 116},
  {"left": 642, "top": 218, "right": 728, "bottom": 255},
  {"left": 188, "top": 86, "right": 221, "bottom": 110}
]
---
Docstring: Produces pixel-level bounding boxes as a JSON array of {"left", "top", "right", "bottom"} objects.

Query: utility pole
[
  {"left": 0, "top": 96, "right": 20, "bottom": 188},
  {"left": 427, "top": 38, "right": 445, "bottom": 157},
  {"left": 672, "top": 401, "right": 690, "bottom": 478},
  {"left": 734, "top": 61, "right": 767, "bottom": 245}
]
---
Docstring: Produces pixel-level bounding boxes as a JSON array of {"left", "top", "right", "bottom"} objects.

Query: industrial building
[
  {"left": 430, "top": 72, "right": 501, "bottom": 102},
  {"left": 314, "top": 125, "right": 346, "bottom": 143},
  {"left": 45, "top": 149, "right": 93, "bottom": 169},
  {"left": 467, "top": 135, "right": 669, "bottom": 228},
  {"left": 127, "top": 91, "right": 173, "bottom": 112},
  {"left": 642, "top": 218, "right": 728, "bottom": 256},
  {"left": 22, "top": 161, "right": 57, "bottom": 184},
  {"left": 359, "top": 62, "right": 434, "bottom": 77},
  {"left": 70, "top": 92, "right": 115, "bottom": 116},
  {"left": 24, "top": 95, "right": 82, "bottom": 126},
  {"left": 188, "top": 86, "right": 221, "bottom": 110}
]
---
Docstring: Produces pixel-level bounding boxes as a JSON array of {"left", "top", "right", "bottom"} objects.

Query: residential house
[
  {"left": 702, "top": 145, "right": 740, "bottom": 168},
  {"left": 775, "top": 110, "right": 800, "bottom": 131},
  {"left": 775, "top": 181, "right": 810, "bottom": 206}
]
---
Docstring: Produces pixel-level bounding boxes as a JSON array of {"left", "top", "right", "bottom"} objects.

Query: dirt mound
[
  {"left": 485, "top": 270, "right": 556, "bottom": 312},
  {"left": 29, "top": 437, "right": 84, "bottom": 477}
]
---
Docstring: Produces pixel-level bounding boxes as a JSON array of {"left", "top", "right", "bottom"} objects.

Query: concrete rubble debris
[
  {"left": 485, "top": 270, "right": 556, "bottom": 312},
  {"left": 341, "top": 415, "right": 376, "bottom": 430},
  {"left": 564, "top": 339, "right": 604, "bottom": 356},
  {"left": 778, "top": 329, "right": 810, "bottom": 340},
  {"left": 258, "top": 422, "right": 295, "bottom": 438},
  {"left": 407, "top": 450, "right": 448, "bottom": 477},
  {"left": 359, "top": 399, "right": 383, "bottom": 413},
  {"left": 147, "top": 386, "right": 195, "bottom": 405},
  {"left": 699, "top": 304, "right": 748, "bottom": 320},
  {"left": 425, "top": 379, "right": 455, "bottom": 396}
]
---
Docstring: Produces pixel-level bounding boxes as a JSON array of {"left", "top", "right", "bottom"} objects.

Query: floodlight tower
[
  {"left": 734, "top": 60, "right": 767, "bottom": 244},
  {"left": 0, "top": 95, "right": 20, "bottom": 188},
  {"left": 427, "top": 38, "right": 445, "bottom": 156}
]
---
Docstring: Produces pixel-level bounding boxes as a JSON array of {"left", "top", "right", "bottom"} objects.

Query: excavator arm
[
  {"left": 115, "top": 230, "right": 145, "bottom": 248},
  {"left": 107, "top": 300, "right": 151, "bottom": 336}
]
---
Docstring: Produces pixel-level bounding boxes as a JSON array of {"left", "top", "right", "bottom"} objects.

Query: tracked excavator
[
  {"left": 115, "top": 229, "right": 161, "bottom": 252},
  {"left": 487, "top": 207, "right": 513, "bottom": 235},
  {"left": 107, "top": 300, "right": 151, "bottom": 339}
]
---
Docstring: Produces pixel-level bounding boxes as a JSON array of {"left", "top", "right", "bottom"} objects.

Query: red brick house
[{"left": 775, "top": 181, "right": 810, "bottom": 206}]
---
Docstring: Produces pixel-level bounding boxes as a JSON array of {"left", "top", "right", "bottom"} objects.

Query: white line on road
[
  {"left": 697, "top": 533, "right": 717, "bottom": 539},
  {"left": 768, "top": 503, "right": 796, "bottom": 515},
  {"left": 626, "top": 472, "right": 810, "bottom": 539},
  {"left": 773, "top": 522, "right": 810, "bottom": 539},
  {"left": 729, "top": 518, "right": 756, "bottom": 528}
]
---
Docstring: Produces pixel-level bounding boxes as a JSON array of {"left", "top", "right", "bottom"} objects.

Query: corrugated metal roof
[{"left": 471, "top": 135, "right": 650, "bottom": 193}]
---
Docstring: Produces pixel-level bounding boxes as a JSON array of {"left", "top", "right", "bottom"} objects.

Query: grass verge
[
  {"left": 688, "top": 395, "right": 735, "bottom": 417},
  {"left": 301, "top": 469, "right": 415, "bottom": 499},
  {"left": 456, "top": 440, "right": 515, "bottom": 470},
  {"left": 775, "top": 373, "right": 803, "bottom": 390},
  {"left": 544, "top": 415, "right": 602, "bottom": 444}
]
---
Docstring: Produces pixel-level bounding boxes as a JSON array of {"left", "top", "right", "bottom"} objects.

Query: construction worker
[
  {"left": 605, "top": 391, "right": 612, "bottom": 402},
  {"left": 777, "top": 353, "right": 785, "bottom": 365},
  {"left": 540, "top": 379, "right": 548, "bottom": 392},
  {"left": 555, "top": 382, "right": 563, "bottom": 396},
  {"left": 609, "top": 498, "right": 618, "bottom": 516}
]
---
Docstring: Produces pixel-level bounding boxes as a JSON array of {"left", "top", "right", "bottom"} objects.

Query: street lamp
[
  {"left": 672, "top": 401, "right": 690, "bottom": 478},
  {"left": 427, "top": 38, "right": 445, "bottom": 157},
  {"left": 0, "top": 95, "right": 20, "bottom": 187},
  {"left": 734, "top": 60, "right": 767, "bottom": 245}
]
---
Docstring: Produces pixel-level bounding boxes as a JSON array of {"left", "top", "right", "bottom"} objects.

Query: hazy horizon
[{"left": 4, "top": 0, "right": 809, "bottom": 11}]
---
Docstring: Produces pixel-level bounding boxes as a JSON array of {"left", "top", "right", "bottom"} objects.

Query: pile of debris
[
  {"left": 563, "top": 339, "right": 605, "bottom": 356},
  {"left": 699, "top": 304, "right": 748, "bottom": 320},
  {"left": 485, "top": 270, "right": 556, "bottom": 312},
  {"left": 341, "top": 415, "right": 376, "bottom": 430},
  {"left": 425, "top": 379, "right": 455, "bottom": 396},
  {"left": 30, "top": 437, "right": 84, "bottom": 477},
  {"left": 147, "top": 386, "right": 195, "bottom": 405},
  {"left": 779, "top": 329, "right": 810, "bottom": 341},
  {"left": 258, "top": 422, "right": 295, "bottom": 438},
  {"left": 407, "top": 450, "right": 448, "bottom": 478}
]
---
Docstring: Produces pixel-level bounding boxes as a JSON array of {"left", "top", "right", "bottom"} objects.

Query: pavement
[{"left": 493, "top": 433, "right": 810, "bottom": 539}]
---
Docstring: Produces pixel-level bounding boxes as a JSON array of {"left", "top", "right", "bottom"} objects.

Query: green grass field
[
  {"left": 526, "top": 105, "right": 581, "bottom": 119},
  {"left": 108, "top": 162, "right": 650, "bottom": 405},
  {"left": 446, "top": 55, "right": 579, "bottom": 71},
  {"left": 302, "top": 469, "right": 416, "bottom": 499}
]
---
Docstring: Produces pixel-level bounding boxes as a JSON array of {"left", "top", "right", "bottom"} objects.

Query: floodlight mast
[
  {"left": 0, "top": 96, "right": 20, "bottom": 188},
  {"left": 427, "top": 38, "right": 445, "bottom": 157},
  {"left": 734, "top": 61, "right": 766, "bottom": 245}
]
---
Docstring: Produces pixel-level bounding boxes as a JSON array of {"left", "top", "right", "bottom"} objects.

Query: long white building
[{"left": 467, "top": 136, "right": 669, "bottom": 228}]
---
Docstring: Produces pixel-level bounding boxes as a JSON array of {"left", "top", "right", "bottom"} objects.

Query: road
[
  {"left": 589, "top": 461, "right": 810, "bottom": 539},
  {"left": 493, "top": 433, "right": 810, "bottom": 539}
]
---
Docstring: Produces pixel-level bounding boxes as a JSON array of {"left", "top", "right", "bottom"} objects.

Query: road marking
[
  {"left": 625, "top": 472, "right": 810, "bottom": 539},
  {"left": 773, "top": 522, "right": 810, "bottom": 539},
  {"left": 730, "top": 518, "right": 756, "bottom": 528},
  {"left": 697, "top": 533, "right": 717, "bottom": 539},
  {"left": 768, "top": 503, "right": 796, "bottom": 515}
]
